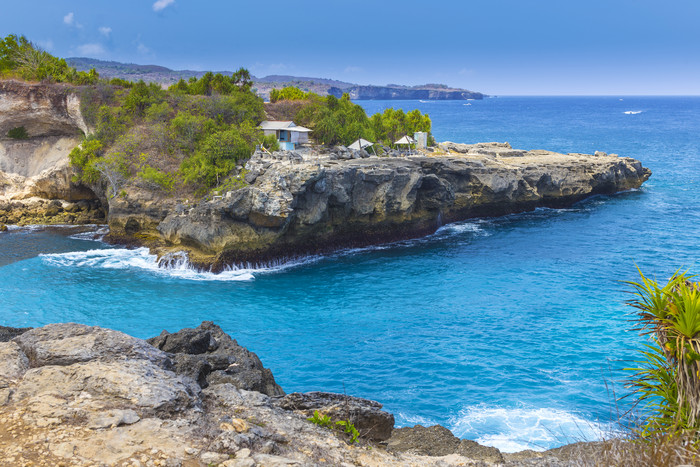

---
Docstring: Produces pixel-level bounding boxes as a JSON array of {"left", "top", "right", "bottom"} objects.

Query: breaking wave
[
  {"left": 449, "top": 406, "right": 612, "bottom": 453},
  {"left": 39, "top": 248, "right": 315, "bottom": 281},
  {"left": 623, "top": 110, "right": 643, "bottom": 115}
]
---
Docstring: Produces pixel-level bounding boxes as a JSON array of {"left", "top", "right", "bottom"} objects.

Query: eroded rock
[
  {"left": 148, "top": 321, "right": 285, "bottom": 396},
  {"left": 151, "top": 147, "right": 651, "bottom": 270},
  {"left": 387, "top": 424, "right": 504, "bottom": 463},
  {"left": 277, "top": 391, "right": 395, "bottom": 441},
  {"left": 14, "top": 323, "right": 171, "bottom": 368}
]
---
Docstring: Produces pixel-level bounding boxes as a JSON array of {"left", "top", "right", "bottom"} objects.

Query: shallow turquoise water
[{"left": 2, "top": 97, "right": 699, "bottom": 451}]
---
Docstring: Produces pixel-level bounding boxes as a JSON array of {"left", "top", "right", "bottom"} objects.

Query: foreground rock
[
  {"left": 2, "top": 322, "right": 516, "bottom": 466},
  {"left": 278, "top": 391, "right": 395, "bottom": 441},
  {"left": 387, "top": 425, "right": 504, "bottom": 463},
  {"left": 147, "top": 321, "right": 284, "bottom": 396},
  {"left": 108, "top": 143, "right": 650, "bottom": 271}
]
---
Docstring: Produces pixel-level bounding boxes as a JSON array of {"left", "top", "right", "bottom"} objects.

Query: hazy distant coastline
[{"left": 66, "top": 57, "right": 485, "bottom": 101}]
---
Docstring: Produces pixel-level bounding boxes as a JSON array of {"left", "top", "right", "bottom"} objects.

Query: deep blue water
[{"left": 2, "top": 97, "right": 700, "bottom": 451}]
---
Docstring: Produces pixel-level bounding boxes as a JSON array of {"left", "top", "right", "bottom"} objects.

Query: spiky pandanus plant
[{"left": 626, "top": 269, "right": 700, "bottom": 437}]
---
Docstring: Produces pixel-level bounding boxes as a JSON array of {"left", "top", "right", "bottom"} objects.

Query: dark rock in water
[
  {"left": 387, "top": 424, "right": 504, "bottom": 463},
  {"left": 148, "top": 321, "right": 284, "bottom": 396},
  {"left": 277, "top": 391, "right": 395, "bottom": 442},
  {"left": 0, "top": 325, "right": 32, "bottom": 342}
]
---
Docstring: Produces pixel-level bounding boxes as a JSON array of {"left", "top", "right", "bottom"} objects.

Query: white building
[{"left": 260, "top": 121, "right": 312, "bottom": 150}]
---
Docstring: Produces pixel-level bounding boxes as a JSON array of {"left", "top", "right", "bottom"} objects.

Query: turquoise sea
[{"left": 2, "top": 96, "right": 700, "bottom": 452}]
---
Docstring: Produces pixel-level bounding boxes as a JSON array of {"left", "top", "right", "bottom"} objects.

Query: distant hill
[{"left": 67, "top": 57, "right": 484, "bottom": 100}]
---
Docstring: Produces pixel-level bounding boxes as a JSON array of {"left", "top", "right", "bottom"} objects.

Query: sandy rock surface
[{"left": 2, "top": 323, "right": 530, "bottom": 466}]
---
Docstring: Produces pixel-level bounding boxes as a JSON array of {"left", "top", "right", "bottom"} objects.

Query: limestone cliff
[
  {"left": 109, "top": 143, "right": 650, "bottom": 271},
  {"left": 0, "top": 80, "right": 104, "bottom": 225}
]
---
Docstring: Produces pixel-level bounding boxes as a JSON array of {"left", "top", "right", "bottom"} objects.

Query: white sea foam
[
  {"left": 68, "top": 225, "right": 110, "bottom": 241},
  {"left": 623, "top": 110, "right": 643, "bottom": 115},
  {"left": 396, "top": 412, "right": 437, "bottom": 427},
  {"left": 5, "top": 224, "right": 51, "bottom": 232},
  {"left": 449, "top": 406, "right": 610, "bottom": 453},
  {"left": 40, "top": 248, "right": 315, "bottom": 281},
  {"left": 435, "top": 221, "right": 487, "bottom": 236}
]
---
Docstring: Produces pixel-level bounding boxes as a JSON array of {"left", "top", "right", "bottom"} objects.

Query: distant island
[{"left": 66, "top": 57, "right": 485, "bottom": 101}]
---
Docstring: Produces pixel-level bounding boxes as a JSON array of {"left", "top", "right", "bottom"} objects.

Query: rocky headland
[
  {"left": 115, "top": 144, "right": 650, "bottom": 271},
  {"left": 0, "top": 322, "right": 611, "bottom": 466},
  {"left": 0, "top": 80, "right": 651, "bottom": 272}
]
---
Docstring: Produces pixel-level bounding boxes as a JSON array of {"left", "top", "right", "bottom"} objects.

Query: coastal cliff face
[
  {"left": 0, "top": 80, "right": 104, "bottom": 225},
  {"left": 109, "top": 143, "right": 650, "bottom": 270}
]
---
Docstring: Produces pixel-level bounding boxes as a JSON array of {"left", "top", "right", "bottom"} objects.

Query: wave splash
[
  {"left": 449, "top": 406, "right": 610, "bottom": 453},
  {"left": 39, "top": 248, "right": 312, "bottom": 281}
]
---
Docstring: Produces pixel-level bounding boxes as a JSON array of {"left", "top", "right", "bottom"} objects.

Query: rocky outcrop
[
  {"left": 124, "top": 143, "right": 651, "bottom": 270},
  {"left": 328, "top": 85, "right": 485, "bottom": 100},
  {"left": 277, "top": 391, "right": 395, "bottom": 441},
  {"left": 0, "top": 322, "right": 515, "bottom": 466},
  {"left": 387, "top": 425, "right": 504, "bottom": 463},
  {"left": 147, "top": 321, "right": 284, "bottom": 396},
  {"left": 0, "top": 80, "right": 104, "bottom": 224}
]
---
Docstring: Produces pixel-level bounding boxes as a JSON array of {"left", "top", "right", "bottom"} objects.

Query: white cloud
[
  {"left": 63, "top": 12, "right": 82, "bottom": 28},
  {"left": 344, "top": 66, "right": 363, "bottom": 73},
  {"left": 98, "top": 26, "right": 112, "bottom": 37},
  {"left": 77, "top": 43, "right": 106, "bottom": 56},
  {"left": 137, "top": 43, "right": 152, "bottom": 55},
  {"left": 153, "top": 0, "right": 175, "bottom": 12}
]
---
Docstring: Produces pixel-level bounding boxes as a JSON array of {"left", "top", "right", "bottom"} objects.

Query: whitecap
[
  {"left": 69, "top": 225, "right": 110, "bottom": 241},
  {"left": 623, "top": 110, "right": 643, "bottom": 115},
  {"left": 39, "top": 248, "right": 315, "bottom": 282},
  {"left": 449, "top": 406, "right": 611, "bottom": 452},
  {"left": 435, "top": 221, "right": 486, "bottom": 236}
]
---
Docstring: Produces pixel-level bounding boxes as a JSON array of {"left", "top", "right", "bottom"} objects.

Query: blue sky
[{"left": 1, "top": 0, "right": 699, "bottom": 95}]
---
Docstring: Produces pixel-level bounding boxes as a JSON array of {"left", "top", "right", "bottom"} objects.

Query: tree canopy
[{"left": 0, "top": 34, "right": 99, "bottom": 84}]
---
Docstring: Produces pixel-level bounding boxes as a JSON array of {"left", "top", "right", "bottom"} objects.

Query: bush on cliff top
[
  {"left": 265, "top": 86, "right": 434, "bottom": 147},
  {"left": 69, "top": 73, "right": 266, "bottom": 196},
  {"left": 0, "top": 34, "right": 98, "bottom": 84}
]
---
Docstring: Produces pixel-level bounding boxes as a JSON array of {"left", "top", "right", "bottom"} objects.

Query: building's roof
[
  {"left": 394, "top": 135, "right": 416, "bottom": 145},
  {"left": 348, "top": 138, "right": 374, "bottom": 150},
  {"left": 260, "top": 121, "right": 294, "bottom": 131},
  {"left": 260, "top": 121, "right": 312, "bottom": 132},
  {"left": 288, "top": 125, "right": 312, "bottom": 133}
]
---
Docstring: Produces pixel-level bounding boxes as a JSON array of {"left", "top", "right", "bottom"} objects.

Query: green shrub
[
  {"left": 308, "top": 410, "right": 332, "bottom": 428},
  {"left": 307, "top": 411, "right": 359, "bottom": 444},
  {"left": 69, "top": 139, "right": 104, "bottom": 184},
  {"left": 137, "top": 165, "right": 175, "bottom": 191},
  {"left": 7, "top": 126, "right": 28, "bottom": 139},
  {"left": 123, "top": 80, "right": 165, "bottom": 117},
  {"left": 180, "top": 127, "right": 253, "bottom": 187},
  {"left": 269, "top": 86, "right": 310, "bottom": 103},
  {"left": 0, "top": 34, "right": 98, "bottom": 84},
  {"left": 145, "top": 101, "right": 173, "bottom": 122},
  {"left": 262, "top": 134, "right": 279, "bottom": 152},
  {"left": 169, "top": 111, "right": 216, "bottom": 150},
  {"left": 625, "top": 269, "right": 700, "bottom": 438}
]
